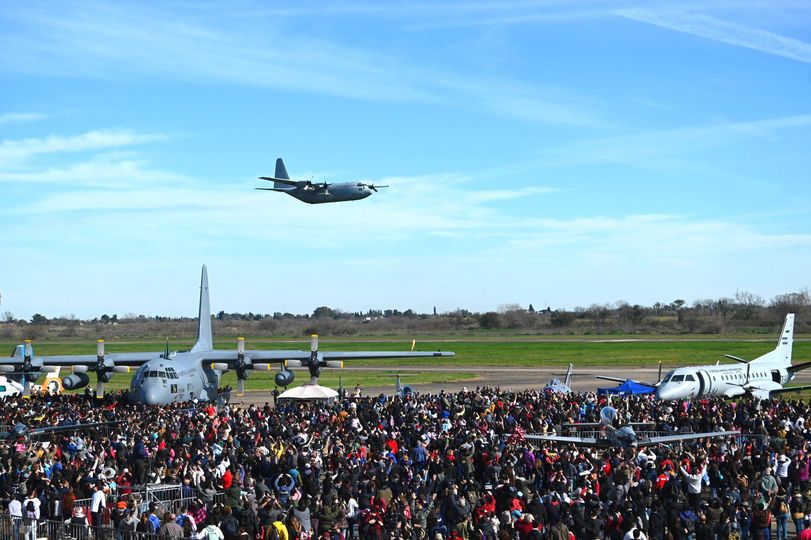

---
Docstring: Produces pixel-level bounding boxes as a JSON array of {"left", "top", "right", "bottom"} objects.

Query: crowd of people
[{"left": 1, "top": 386, "right": 811, "bottom": 540}]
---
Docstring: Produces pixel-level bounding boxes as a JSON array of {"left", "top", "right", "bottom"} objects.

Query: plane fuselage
[
  {"left": 129, "top": 354, "right": 220, "bottom": 405},
  {"left": 287, "top": 182, "right": 374, "bottom": 204},
  {"left": 655, "top": 363, "right": 790, "bottom": 400}
]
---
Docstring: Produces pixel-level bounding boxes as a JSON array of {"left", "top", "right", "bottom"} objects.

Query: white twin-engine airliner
[
  {"left": 655, "top": 314, "right": 811, "bottom": 400},
  {"left": 598, "top": 314, "right": 810, "bottom": 401}
]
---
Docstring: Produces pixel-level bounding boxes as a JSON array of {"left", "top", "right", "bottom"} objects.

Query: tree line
[{"left": 1, "top": 288, "right": 808, "bottom": 341}]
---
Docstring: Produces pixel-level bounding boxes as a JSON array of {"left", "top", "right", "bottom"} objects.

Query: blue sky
[{"left": 1, "top": 1, "right": 809, "bottom": 319}]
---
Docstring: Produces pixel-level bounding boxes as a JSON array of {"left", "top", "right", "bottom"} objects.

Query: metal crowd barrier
[{"left": 0, "top": 514, "right": 163, "bottom": 540}]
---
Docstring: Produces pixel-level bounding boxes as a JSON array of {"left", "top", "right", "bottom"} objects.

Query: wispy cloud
[
  {"left": 0, "top": 112, "right": 48, "bottom": 124},
  {"left": 540, "top": 114, "right": 811, "bottom": 169},
  {"left": 0, "top": 2, "right": 601, "bottom": 125},
  {"left": 0, "top": 130, "right": 168, "bottom": 168},
  {"left": 615, "top": 8, "right": 811, "bottom": 63}
]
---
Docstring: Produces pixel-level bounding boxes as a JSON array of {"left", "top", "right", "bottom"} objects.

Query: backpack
[{"left": 266, "top": 525, "right": 281, "bottom": 540}]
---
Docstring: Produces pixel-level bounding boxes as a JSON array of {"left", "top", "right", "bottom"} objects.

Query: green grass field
[{"left": 3, "top": 336, "right": 809, "bottom": 393}]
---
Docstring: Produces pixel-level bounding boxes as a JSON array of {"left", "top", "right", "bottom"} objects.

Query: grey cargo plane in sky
[
  {"left": 5, "top": 266, "right": 453, "bottom": 405},
  {"left": 257, "top": 158, "right": 387, "bottom": 204}
]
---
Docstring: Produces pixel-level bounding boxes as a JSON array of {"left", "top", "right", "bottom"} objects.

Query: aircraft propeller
[
  {"left": 68, "top": 340, "right": 131, "bottom": 397},
  {"left": 16, "top": 341, "right": 59, "bottom": 395},
  {"left": 213, "top": 337, "right": 273, "bottom": 395},
  {"left": 366, "top": 183, "right": 388, "bottom": 192}
]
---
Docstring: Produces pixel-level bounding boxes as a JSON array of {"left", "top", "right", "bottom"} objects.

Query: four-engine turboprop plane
[
  {"left": 525, "top": 405, "right": 739, "bottom": 449},
  {"left": 257, "top": 158, "right": 387, "bottom": 204},
  {"left": 5, "top": 266, "right": 453, "bottom": 405},
  {"left": 596, "top": 314, "right": 810, "bottom": 401}
]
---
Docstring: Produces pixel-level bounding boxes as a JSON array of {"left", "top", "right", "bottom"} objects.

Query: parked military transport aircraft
[
  {"left": 5, "top": 266, "right": 453, "bottom": 405},
  {"left": 257, "top": 158, "right": 387, "bottom": 204},
  {"left": 525, "top": 405, "right": 739, "bottom": 449},
  {"left": 595, "top": 314, "right": 810, "bottom": 401}
]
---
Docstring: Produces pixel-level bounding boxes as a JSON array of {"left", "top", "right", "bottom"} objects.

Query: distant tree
[
  {"left": 528, "top": 304, "right": 535, "bottom": 313},
  {"left": 100, "top": 314, "right": 111, "bottom": 325},
  {"left": 770, "top": 289, "right": 810, "bottom": 317},
  {"left": 2, "top": 311, "right": 14, "bottom": 323},
  {"left": 550, "top": 310, "right": 576, "bottom": 328},
  {"left": 313, "top": 306, "right": 336, "bottom": 319},
  {"left": 733, "top": 290, "right": 764, "bottom": 320},
  {"left": 498, "top": 303, "right": 523, "bottom": 313},
  {"left": 672, "top": 299, "right": 687, "bottom": 324},
  {"left": 713, "top": 298, "right": 732, "bottom": 324},
  {"left": 479, "top": 312, "right": 501, "bottom": 329},
  {"left": 30, "top": 313, "right": 48, "bottom": 325}
]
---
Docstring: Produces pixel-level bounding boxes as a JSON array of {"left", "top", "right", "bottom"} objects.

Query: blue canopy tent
[{"left": 597, "top": 379, "right": 655, "bottom": 396}]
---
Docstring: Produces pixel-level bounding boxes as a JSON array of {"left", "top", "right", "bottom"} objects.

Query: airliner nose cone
[{"left": 655, "top": 385, "right": 674, "bottom": 401}]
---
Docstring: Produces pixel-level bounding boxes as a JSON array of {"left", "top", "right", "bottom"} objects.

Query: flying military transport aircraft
[
  {"left": 5, "top": 266, "right": 453, "bottom": 405},
  {"left": 525, "top": 405, "right": 739, "bottom": 449},
  {"left": 257, "top": 158, "right": 387, "bottom": 204}
]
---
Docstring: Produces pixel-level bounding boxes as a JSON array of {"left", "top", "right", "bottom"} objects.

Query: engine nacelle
[
  {"left": 63, "top": 373, "right": 91, "bottom": 390},
  {"left": 324, "top": 361, "right": 343, "bottom": 369},
  {"left": 211, "top": 363, "right": 229, "bottom": 372},
  {"left": 275, "top": 369, "right": 295, "bottom": 387}
]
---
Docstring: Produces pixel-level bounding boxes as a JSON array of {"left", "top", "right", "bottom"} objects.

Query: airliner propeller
[{"left": 365, "top": 183, "right": 388, "bottom": 192}]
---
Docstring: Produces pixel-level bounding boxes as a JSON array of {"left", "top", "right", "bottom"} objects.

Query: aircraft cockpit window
[
  {"left": 662, "top": 374, "right": 673, "bottom": 383},
  {"left": 158, "top": 371, "right": 166, "bottom": 378},
  {"left": 148, "top": 371, "right": 158, "bottom": 378},
  {"left": 671, "top": 375, "right": 685, "bottom": 382},
  {"left": 685, "top": 375, "right": 695, "bottom": 382}
]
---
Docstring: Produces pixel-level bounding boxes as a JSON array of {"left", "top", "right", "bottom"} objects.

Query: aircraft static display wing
[
  {"left": 525, "top": 434, "right": 602, "bottom": 447},
  {"left": 199, "top": 349, "right": 454, "bottom": 363},
  {"left": 763, "top": 384, "right": 811, "bottom": 395},
  {"left": 595, "top": 375, "right": 656, "bottom": 387},
  {"left": 9, "top": 352, "right": 160, "bottom": 367},
  {"left": 643, "top": 430, "right": 740, "bottom": 445}
]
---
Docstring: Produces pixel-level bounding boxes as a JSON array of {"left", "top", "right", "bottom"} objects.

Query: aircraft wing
[
  {"left": 525, "top": 434, "right": 603, "bottom": 448},
  {"left": 0, "top": 352, "right": 160, "bottom": 375},
  {"left": 28, "top": 420, "right": 127, "bottom": 437},
  {"left": 595, "top": 375, "right": 657, "bottom": 387},
  {"left": 643, "top": 430, "right": 740, "bottom": 445},
  {"left": 23, "top": 352, "right": 159, "bottom": 366},
  {"left": 259, "top": 176, "right": 298, "bottom": 186},
  {"left": 197, "top": 349, "right": 453, "bottom": 364},
  {"left": 769, "top": 384, "right": 811, "bottom": 395}
]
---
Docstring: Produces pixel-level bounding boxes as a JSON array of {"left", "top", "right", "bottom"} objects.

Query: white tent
[{"left": 278, "top": 383, "right": 338, "bottom": 401}]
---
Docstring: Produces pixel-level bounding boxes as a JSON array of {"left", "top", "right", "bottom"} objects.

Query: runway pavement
[{"left": 228, "top": 365, "right": 811, "bottom": 406}]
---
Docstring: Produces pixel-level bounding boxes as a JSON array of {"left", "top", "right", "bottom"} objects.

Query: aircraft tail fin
[
  {"left": 191, "top": 265, "right": 213, "bottom": 353},
  {"left": 752, "top": 313, "right": 793, "bottom": 366},
  {"left": 564, "top": 363, "right": 573, "bottom": 388},
  {"left": 274, "top": 158, "right": 290, "bottom": 189}
]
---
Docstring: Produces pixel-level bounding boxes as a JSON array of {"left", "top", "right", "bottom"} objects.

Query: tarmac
[{"left": 228, "top": 365, "right": 811, "bottom": 406}]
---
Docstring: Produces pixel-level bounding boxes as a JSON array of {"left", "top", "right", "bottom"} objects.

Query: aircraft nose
[
  {"left": 142, "top": 388, "right": 162, "bottom": 405},
  {"left": 655, "top": 384, "right": 675, "bottom": 401}
]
